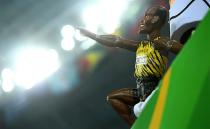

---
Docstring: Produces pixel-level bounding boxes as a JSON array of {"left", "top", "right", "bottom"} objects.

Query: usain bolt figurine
[{"left": 78, "top": 6, "right": 183, "bottom": 126}]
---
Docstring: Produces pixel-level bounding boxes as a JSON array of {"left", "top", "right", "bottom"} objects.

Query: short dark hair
[
  {"left": 149, "top": 6, "right": 168, "bottom": 27},
  {"left": 156, "top": 6, "right": 168, "bottom": 26}
]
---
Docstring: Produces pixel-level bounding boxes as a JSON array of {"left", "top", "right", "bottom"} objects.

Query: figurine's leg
[{"left": 107, "top": 88, "right": 139, "bottom": 126}]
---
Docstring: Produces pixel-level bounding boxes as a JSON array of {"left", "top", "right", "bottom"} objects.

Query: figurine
[{"left": 78, "top": 6, "right": 183, "bottom": 126}]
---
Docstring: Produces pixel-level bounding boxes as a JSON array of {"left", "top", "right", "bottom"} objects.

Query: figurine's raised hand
[
  {"left": 77, "top": 27, "right": 122, "bottom": 47},
  {"left": 76, "top": 27, "right": 97, "bottom": 38}
]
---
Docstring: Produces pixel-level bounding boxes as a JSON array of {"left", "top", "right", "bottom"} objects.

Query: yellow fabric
[{"left": 134, "top": 41, "right": 168, "bottom": 78}]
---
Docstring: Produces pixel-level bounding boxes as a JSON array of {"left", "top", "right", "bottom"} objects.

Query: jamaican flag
[{"left": 132, "top": 11, "right": 210, "bottom": 129}]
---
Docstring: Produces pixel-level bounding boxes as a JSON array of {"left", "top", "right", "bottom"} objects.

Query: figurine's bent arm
[
  {"left": 154, "top": 37, "right": 183, "bottom": 54},
  {"left": 167, "top": 40, "right": 183, "bottom": 54}
]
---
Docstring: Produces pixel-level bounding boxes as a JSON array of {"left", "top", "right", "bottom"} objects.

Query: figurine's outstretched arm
[
  {"left": 154, "top": 37, "right": 183, "bottom": 54},
  {"left": 78, "top": 28, "right": 139, "bottom": 52}
]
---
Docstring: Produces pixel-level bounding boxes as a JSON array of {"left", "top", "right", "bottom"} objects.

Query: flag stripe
[{"left": 149, "top": 68, "right": 171, "bottom": 129}]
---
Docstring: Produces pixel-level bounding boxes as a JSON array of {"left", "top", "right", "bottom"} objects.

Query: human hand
[
  {"left": 77, "top": 27, "right": 121, "bottom": 42},
  {"left": 76, "top": 27, "right": 122, "bottom": 47},
  {"left": 76, "top": 27, "right": 92, "bottom": 36}
]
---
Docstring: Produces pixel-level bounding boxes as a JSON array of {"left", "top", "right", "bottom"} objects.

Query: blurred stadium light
[
  {"left": 1, "top": 68, "right": 15, "bottom": 93},
  {"left": 82, "top": 0, "right": 133, "bottom": 34},
  {"left": 61, "top": 25, "right": 76, "bottom": 51},
  {"left": 13, "top": 48, "right": 60, "bottom": 89},
  {"left": 61, "top": 25, "right": 75, "bottom": 38},
  {"left": 80, "top": 39, "right": 96, "bottom": 50},
  {"left": 61, "top": 38, "right": 75, "bottom": 51}
]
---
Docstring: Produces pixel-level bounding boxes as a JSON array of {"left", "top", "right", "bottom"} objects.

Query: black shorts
[{"left": 132, "top": 76, "right": 159, "bottom": 101}]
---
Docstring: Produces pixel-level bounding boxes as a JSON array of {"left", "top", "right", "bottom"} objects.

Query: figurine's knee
[
  {"left": 106, "top": 93, "right": 118, "bottom": 104},
  {"left": 106, "top": 95, "right": 110, "bottom": 102},
  {"left": 106, "top": 88, "right": 132, "bottom": 103},
  {"left": 107, "top": 95, "right": 122, "bottom": 109},
  {"left": 106, "top": 94, "right": 113, "bottom": 103}
]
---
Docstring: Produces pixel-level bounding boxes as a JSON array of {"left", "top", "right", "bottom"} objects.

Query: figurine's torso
[{"left": 134, "top": 41, "right": 168, "bottom": 79}]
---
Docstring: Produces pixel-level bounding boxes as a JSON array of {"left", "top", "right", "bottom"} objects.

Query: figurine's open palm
[{"left": 78, "top": 27, "right": 121, "bottom": 47}]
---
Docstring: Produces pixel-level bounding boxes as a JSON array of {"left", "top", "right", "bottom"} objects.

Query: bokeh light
[
  {"left": 1, "top": 68, "right": 15, "bottom": 92},
  {"left": 82, "top": 0, "right": 131, "bottom": 34},
  {"left": 13, "top": 48, "right": 60, "bottom": 89}
]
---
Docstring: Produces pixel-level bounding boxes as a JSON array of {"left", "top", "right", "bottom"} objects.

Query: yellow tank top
[{"left": 134, "top": 41, "right": 168, "bottom": 78}]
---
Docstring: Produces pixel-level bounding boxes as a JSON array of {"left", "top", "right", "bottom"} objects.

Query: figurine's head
[{"left": 138, "top": 6, "right": 168, "bottom": 34}]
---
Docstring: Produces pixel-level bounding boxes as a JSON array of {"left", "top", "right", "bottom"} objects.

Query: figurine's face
[{"left": 138, "top": 7, "right": 160, "bottom": 34}]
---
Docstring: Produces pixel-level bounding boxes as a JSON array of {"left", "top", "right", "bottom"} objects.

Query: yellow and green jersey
[{"left": 134, "top": 41, "right": 168, "bottom": 78}]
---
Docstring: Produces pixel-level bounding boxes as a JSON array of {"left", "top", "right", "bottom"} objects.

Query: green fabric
[{"left": 132, "top": 11, "right": 210, "bottom": 129}]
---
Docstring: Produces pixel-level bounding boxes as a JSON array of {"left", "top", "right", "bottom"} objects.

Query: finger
[{"left": 78, "top": 28, "right": 91, "bottom": 35}]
